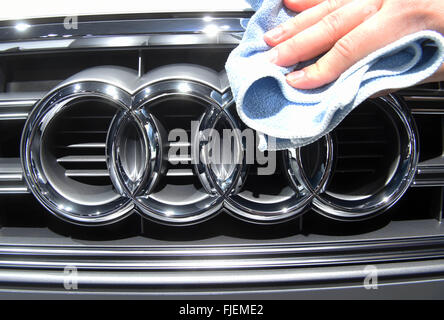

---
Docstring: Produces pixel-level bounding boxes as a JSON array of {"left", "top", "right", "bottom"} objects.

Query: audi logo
[{"left": 21, "top": 65, "right": 418, "bottom": 226}]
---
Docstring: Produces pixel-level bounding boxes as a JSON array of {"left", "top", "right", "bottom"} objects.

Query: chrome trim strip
[
  {"left": 166, "top": 169, "right": 194, "bottom": 177},
  {"left": 65, "top": 170, "right": 110, "bottom": 177},
  {"left": 0, "top": 249, "right": 443, "bottom": 270},
  {"left": 402, "top": 93, "right": 444, "bottom": 114},
  {"left": 4, "top": 236, "right": 444, "bottom": 256},
  {"left": 417, "top": 167, "right": 444, "bottom": 174},
  {"left": 411, "top": 108, "right": 444, "bottom": 115},
  {"left": 67, "top": 143, "right": 106, "bottom": 148},
  {"left": 0, "top": 17, "right": 247, "bottom": 41},
  {"left": 412, "top": 180, "right": 444, "bottom": 187},
  {"left": 0, "top": 93, "right": 43, "bottom": 120},
  {"left": 0, "top": 173, "right": 22, "bottom": 181},
  {"left": 405, "top": 96, "right": 444, "bottom": 102},
  {"left": 169, "top": 142, "right": 191, "bottom": 147},
  {"left": 413, "top": 156, "right": 444, "bottom": 187},
  {"left": 0, "top": 16, "right": 249, "bottom": 53},
  {"left": 0, "top": 99, "right": 37, "bottom": 120},
  {"left": 0, "top": 35, "right": 242, "bottom": 53},
  {"left": 167, "top": 155, "right": 193, "bottom": 162},
  {"left": 57, "top": 155, "right": 106, "bottom": 163},
  {"left": 0, "top": 158, "right": 22, "bottom": 174},
  {"left": 0, "top": 237, "right": 444, "bottom": 270},
  {"left": 0, "top": 259, "right": 443, "bottom": 289},
  {"left": 0, "top": 158, "right": 28, "bottom": 194},
  {"left": 0, "top": 187, "right": 28, "bottom": 193}
]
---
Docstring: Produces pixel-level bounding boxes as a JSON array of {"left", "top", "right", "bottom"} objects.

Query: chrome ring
[
  {"left": 221, "top": 105, "right": 333, "bottom": 224},
  {"left": 196, "top": 103, "right": 245, "bottom": 197},
  {"left": 21, "top": 82, "right": 134, "bottom": 226},
  {"left": 129, "top": 79, "right": 229, "bottom": 225},
  {"left": 310, "top": 96, "right": 419, "bottom": 221},
  {"left": 106, "top": 107, "right": 164, "bottom": 208}
]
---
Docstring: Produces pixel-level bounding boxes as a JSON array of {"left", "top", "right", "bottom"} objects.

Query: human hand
[{"left": 264, "top": 0, "right": 444, "bottom": 89}]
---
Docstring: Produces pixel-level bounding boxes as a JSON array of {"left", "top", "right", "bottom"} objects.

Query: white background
[{"left": 0, "top": 0, "right": 252, "bottom": 21}]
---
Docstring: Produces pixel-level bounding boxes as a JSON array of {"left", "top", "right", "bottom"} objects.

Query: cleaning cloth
[{"left": 225, "top": 0, "right": 444, "bottom": 150}]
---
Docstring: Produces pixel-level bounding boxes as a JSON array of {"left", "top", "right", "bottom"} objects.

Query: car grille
[{"left": 0, "top": 13, "right": 443, "bottom": 292}]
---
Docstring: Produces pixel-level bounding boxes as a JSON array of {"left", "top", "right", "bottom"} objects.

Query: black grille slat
[
  {"left": 327, "top": 101, "right": 399, "bottom": 196},
  {"left": 50, "top": 100, "right": 116, "bottom": 186}
]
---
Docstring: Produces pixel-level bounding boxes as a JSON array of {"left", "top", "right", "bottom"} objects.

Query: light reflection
[
  {"left": 15, "top": 23, "right": 30, "bottom": 32},
  {"left": 106, "top": 86, "right": 119, "bottom": 99},
  {"left": 203, "top": 25, "right": 220, "bottom": 37},
  {"left": 106, "top": 37, "right": 136, "bottom": 47},
  {"left": 178, "top": 83, "right": 191, "bottom": 93}
]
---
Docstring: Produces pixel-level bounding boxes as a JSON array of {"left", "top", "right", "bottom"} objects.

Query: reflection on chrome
[{"left": 14, "top": 22, "right": 30, "bottom": 32}]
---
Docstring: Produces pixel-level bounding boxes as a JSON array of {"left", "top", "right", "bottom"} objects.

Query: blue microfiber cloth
[{"left": 226, "top": 0, "right": 444, "bottom": 150}]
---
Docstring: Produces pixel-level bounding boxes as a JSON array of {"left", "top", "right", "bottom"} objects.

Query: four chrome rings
[{"left": 21, "top": 66, "right": 419, "bottom": 226}]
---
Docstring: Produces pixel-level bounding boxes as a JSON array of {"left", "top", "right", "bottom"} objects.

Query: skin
[{"left": 263, "top": 0, "right": 444, "bottom": 90}]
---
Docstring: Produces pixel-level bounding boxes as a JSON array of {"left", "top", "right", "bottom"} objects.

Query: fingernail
[
  {"left": 267, "top": 49, "right": 278, "bottom": 64},
  {"left": 265, "top": 26, "right": 284, "bottom": 41},
  {"left": 287, "top": 70, "right": 305, "bottom": 83}
]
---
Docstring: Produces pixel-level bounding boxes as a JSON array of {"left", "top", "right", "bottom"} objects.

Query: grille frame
[{"left": 0, "top": 14, "right": 443, "bottom": 298}]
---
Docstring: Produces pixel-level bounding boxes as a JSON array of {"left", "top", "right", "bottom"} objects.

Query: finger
[
  {"left": 284, "top": 0, "right": 325, "bottom": 12},
  {"left": 265, "top": 0, "right": 352, "bottom": 47},
  {"left": 268, "top": 0, "right": 382, "bottom": 67},
  {"left": 286, "top": 9, "right": 416, "bottom": 89}
]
